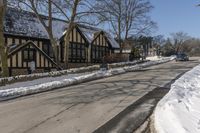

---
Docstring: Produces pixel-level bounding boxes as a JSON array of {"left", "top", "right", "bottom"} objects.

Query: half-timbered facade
[
  {"left": 79, "top": 26, "right": 120, "bottom": 63},
  {"left": 2, "top": 7, "right": 66, "bottom": 75},
  {"left": 1, "top": 7, "right": 120, "bottom": 76},
  {"left": 91, "top": 31, "right": 111, "bottom": 63},
  {"left": 7, "top": 41, "right": 60, "bottom": 76},
  {"left": 59, "top": 25, "right": 90, "bottom": 66},
  {"left": 60, "top": 25, "right": 120, "bottom": 65}
]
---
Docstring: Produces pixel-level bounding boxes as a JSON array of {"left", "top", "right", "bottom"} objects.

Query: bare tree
[
  {"left": 95, "top": 0, "right": 156, "bottom": 53},
  {"left": 161, "top": 32, "right": 191, "bottom": 56},
  {"left": 63, "top": 0, "right": 80, "bottom": 68},
  {"left": 95, "top": 0, "right": 125, "bottom": 53},
  {"left": 124, "top": 0, "right": 156, "bottom": 39},
  {"left": 0, "top": 0, "right": 9, "bottom": 77},
  {"left": 170, "top": 32, "right": 190, "bottom": 54},
  {"left": 182, "top": 38, "right": 200, "bottom": 56}
]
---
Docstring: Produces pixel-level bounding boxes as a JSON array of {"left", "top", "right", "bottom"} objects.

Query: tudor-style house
[
  {"left": 1, "top": 7, "right": 120, "bottom": 76},
  {"left": 59, "top": 24, "right": 120, "bottom": 68}
]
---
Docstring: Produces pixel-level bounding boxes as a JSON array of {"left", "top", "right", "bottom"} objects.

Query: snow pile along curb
[
  {"left": 0, "top": 65, "right": 100, "bottom": 86},
  {"left": 0, "top": 60, "right": 145, "bottom": 87},
  {"left": 154, "top": 64, "right": 200, "bottom": 133},
  {"left": 0, "top": 58, "right": 173, "bottom": 99}
]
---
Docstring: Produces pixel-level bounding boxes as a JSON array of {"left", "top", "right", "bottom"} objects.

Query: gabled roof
[
  {"left": 4, "top": 7, "right": 67, "bottom": 40},
  {"left": 8, "top": 41, "right": 61, "bottom": 69},
  {"left": 4, "top": 7, "right": 120, "bottom": 49},
  {"left": 78, "top": 25, "right": 120, "bottom": 49},
  {"left": 78, "top": 25, "right": 101, "bottom": 43},
  {"left": 60, "top": 25, "right": 90, "bottom": 46},
  {"left": 104, "top": 32, "right": 120, "bottom": 49}
]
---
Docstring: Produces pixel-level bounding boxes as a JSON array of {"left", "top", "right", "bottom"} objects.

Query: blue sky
[{"left": 151, "top": 0, "right": 200, "bottom": 38}]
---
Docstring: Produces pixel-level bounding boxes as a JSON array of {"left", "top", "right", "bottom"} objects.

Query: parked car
[{"left": 175, "top": 53, "right": 189, "bottom": 61}]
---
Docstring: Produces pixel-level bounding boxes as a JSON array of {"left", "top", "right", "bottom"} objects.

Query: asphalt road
[{"left": 0, "top": 58, "right": 199, "bottom": 133}]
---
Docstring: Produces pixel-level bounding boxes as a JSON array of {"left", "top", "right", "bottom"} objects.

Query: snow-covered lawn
[
  {"left": 0, "top": 72, "right": 93, "bottom": 90},
  {"left": 0, "top": 65, "right": 100, "bottom": 86},
  {"left": 0, "top": 57, "right": 173, "bottom": 99},
  {"left": 0, "top": 61, "right": 142, "bottom": 86},
  {"left": 154, "top": 64, "right": 200, "bottom": 133}
]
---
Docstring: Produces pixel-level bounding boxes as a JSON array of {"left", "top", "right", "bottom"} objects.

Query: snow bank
[
  {"left": 154, "top": 64, "right": 200, "bottom": 133},
  {"left": 146, "top": 56, "right": 161, "bottom": 61},
  {"left": 108, "top": 60, "right": 144, "bottom": 68},
  {"left": 0, "top": 58, "right": 172, "bottom": 99},
  {"left": 0, "top": 65, "right": 100, "bottom": 86},
  {"left": 0, "top": 60, "right": 145, "bottom": 86}
]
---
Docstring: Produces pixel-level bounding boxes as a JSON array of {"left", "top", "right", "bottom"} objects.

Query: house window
[
  {"left": 69, "top": 43, "right": 86, "bottom": 62},
  {"left": 91, "top": 44, "right": 110, "bottom": 63},
  {"left": 61, "top": 42, "right": 86, "bottom": 63},
  {"left": 23, "top": 49, "right": 36, "bottom": 62},
  {"left": 43, "top": 44, "right": 48, "bottom": 54},
  {"left": 23, "top": 50, "right": 29, "bottom": 60},
  {"left": 43, "top": 43, "right": 54, "bottom": 58},
  {"left": 49, "top": 46, "right": 54, "bottom": 58}
]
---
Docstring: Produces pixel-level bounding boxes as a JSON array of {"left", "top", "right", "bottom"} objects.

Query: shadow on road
[{"left": 92, "top": 72, "right": 186, "bottom": 133}]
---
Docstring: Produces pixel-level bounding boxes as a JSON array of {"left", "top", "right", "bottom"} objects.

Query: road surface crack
[{"left": 22, "top": 104, "right": 77, "bottom": 133}]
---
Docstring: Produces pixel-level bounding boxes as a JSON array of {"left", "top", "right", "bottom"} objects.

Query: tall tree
[
  {"left": 0, "top": 0, "right": 9, "bottom": 77},
  {"left": 124, "top": 0, "right": 156, "bottom": 39},
  {"left": 170, "top": 32, "right": 190, "bottom": 54},
  {"left": 95, "top": 0, "right": 156, "bottom": 53},
  {"left": 63, "top": 0, "right": 80, "bottom": 68},
  {"left": 95, "top": 0, "right": 124, "bottom": 53}
]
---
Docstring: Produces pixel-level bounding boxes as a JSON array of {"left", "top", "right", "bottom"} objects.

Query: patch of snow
[
  {"left": 4, "top": 7, "right": 120, "bottom": 50},
  {"left": 0, "top": 65, "right": 100, "bottom": 85},
  {"left": 0, "top": 61, "right": 144, "bottom": 86},
  {"left": 0, "top": 72, "right": 92, "bottom": 90},
  {"left": 4, "top": 8, "right": 67, "bottom": 40},
  {"left": 78, "top": 26, "right": 99, "bottom": 43},
  {"left": 146, "top": 56, "right": 162, "bottom": 61},
  {"left": 0, "top": 58, "right": 172, "bottom": 98},
  {"left": 154, "top": 64, "right": 200, "bottom": 133},
  {"left": 109, "top": 60, "right": 139, "bottom": 66}
]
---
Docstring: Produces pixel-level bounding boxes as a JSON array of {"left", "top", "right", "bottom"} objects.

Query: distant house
[
  {"left": 1, "top": 7, "right": 120, "bottom": 76},
  {"left": 121, "top": 37, "right": 158, "bottom": 59}
]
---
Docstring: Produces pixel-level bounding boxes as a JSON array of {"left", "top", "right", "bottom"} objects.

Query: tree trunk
[
  {"left": 118, "top": 18, "right": 122, "bottom": 54},
  {"left": 64, "top": 31, "right": 70, "bottom": 69},
  {"left": 49, "top": 33, "right": 59, "bottom": 64},
  {"left": 0, "top": 2, "right": 9, "bottom": 77},
  {"left": 64, "top": 23, "right": 74, "bottom": 69},
  {"left": 118, "top": 1, "right": 122, "bottom": 54},
  {"left": 64, "top": 0, "right": 80, "bottom": 69}
]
